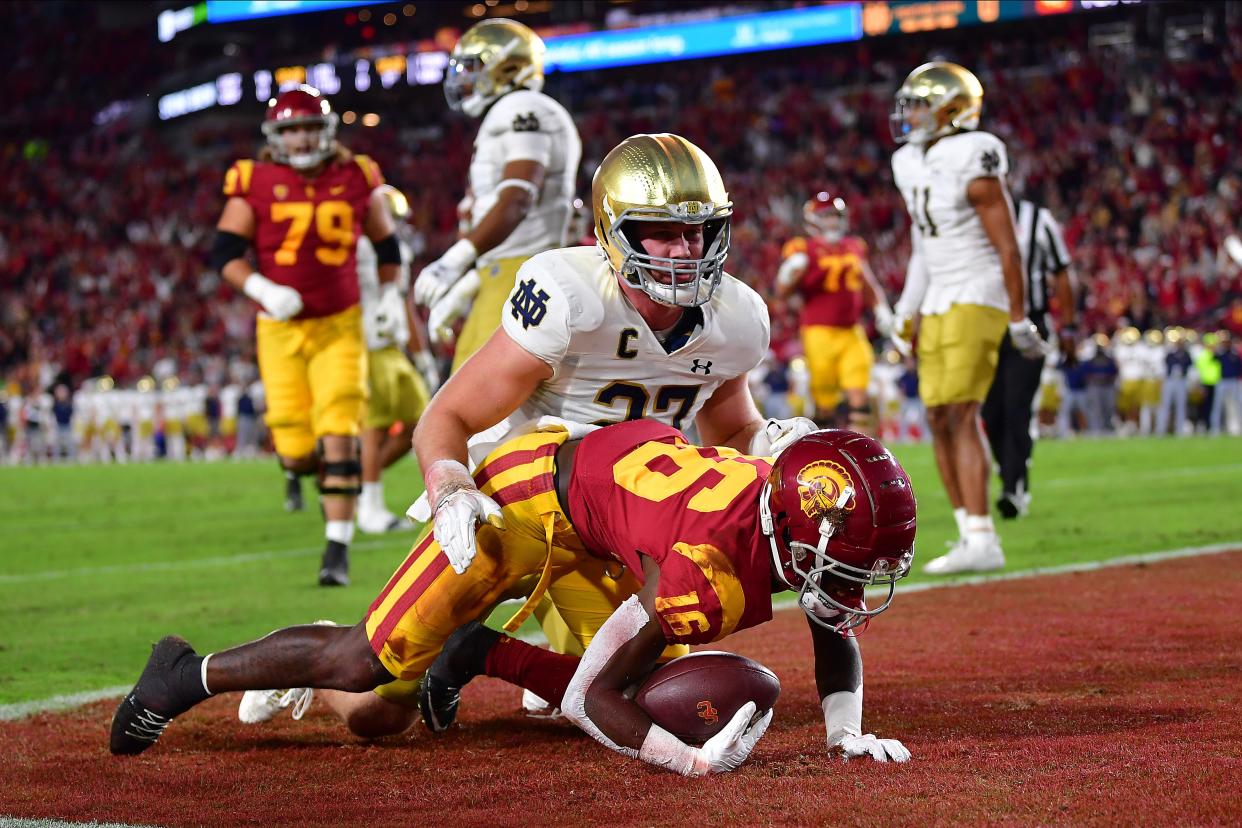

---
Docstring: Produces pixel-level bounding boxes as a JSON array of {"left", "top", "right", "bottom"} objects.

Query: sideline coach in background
[{"left": 982, "top": 198, "right": 1076, "bottom": 519}]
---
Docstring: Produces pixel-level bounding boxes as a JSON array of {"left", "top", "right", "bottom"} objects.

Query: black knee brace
[{"left": 317, "top": 439, "right": 362, "bottom": 497}]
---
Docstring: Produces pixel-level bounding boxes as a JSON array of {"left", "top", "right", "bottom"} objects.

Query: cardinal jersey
[
  {"left": 567, "top": 420, "right": 775, "bottom": 646},
  {"left": 468, "top": 89, "right": 581, "bottom": 266},
  {"left": 891, "top": 130, "right": 1010, "bottom": 314},
  {"left": 781, "top": 235, "right": 869, "bottom": 327},
  {"left": 222, "top": 155, "right": 384, "bottom": 319},
  {"left": 498, "top": 245, "right": 770, "bottom": 436}
]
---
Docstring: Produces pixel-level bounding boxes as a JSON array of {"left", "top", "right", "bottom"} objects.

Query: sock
[
  {"left": 953, "top": 507, "right": 968, "bottom": 537},
  {"left": 325, "top": 520, "right": 355, "bottom": 545},
  {"left": 484, "top": 636, "right": 580, "bottom": 709},
  {"left": 361, "top": 482, "right": 381, "bottom": 511},
  {"left": 285, "top": 469, "right": 299, "bottom": 483},
  {"left": 175, "top": 652, "right": 212, "bottom": 706},
  {"left": 965, "top": 514, "right": 995, "bottom": 543}
]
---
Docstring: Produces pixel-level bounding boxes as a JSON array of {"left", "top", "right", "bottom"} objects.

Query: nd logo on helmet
[{"left": 795, "top": 460, "right": 855, "bottom": 520}]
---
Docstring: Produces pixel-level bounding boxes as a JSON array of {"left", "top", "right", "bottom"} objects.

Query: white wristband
[
  {"left": 495, "top": 178, "right": 540, "bottom": 200},
  {"left": 639, "top": 724, "right": 706, "bottom": 777},
  {"left": 242, "top": 272, "right": 276, "bottom": 303},
  {"left": 822, "top": 685, "right": 863, "bottom": 745},
  {"left": 442, "top": 238, "right": 479, "bottom": 271}
]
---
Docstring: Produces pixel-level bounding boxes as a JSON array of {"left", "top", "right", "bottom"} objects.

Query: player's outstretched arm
[
  {"left": 412, "top": 329, "right": 552, "bottom": 572},
  {"left": 809, "top": 616, "right": 910, "bottom": 763},
  {"left": 562, "top": 560, "right": 772, "bottom": 776}
]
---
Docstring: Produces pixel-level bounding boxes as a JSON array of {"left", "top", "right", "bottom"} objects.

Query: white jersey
[
  {"left": 1115, "top": 340, "right": 1145, "bottom": 382},
  {"left": 892, "top": 130, "right": 1011, "bottom": 314},
  {"left": 468, "top": 89, "right": 581, "bottom": 265},
  {"left": 356, "top": 236, "right": 411, "bottom": 351},
  {"left": 492, "top": 245, "right": 769, "bottom": 446}
]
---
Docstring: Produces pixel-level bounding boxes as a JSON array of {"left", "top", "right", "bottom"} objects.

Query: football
[{"left": 635, "top": 651, "right": 780, "bottom": 745}]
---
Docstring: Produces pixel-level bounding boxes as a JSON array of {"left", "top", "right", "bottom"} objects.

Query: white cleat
[
  {"left": 521, "top": 688, "right": 565, "bottom": 721},
  {"left": 923, "top": 534, "right": 1005, "bottom": 575},
  {"left": 238, "top": 687, "right": 314, "bottom": 724},
  {"left": 357, "top": 505, "right": 413, "bottom": 535}
]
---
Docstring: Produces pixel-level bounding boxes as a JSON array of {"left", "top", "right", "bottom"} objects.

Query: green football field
[{"left": 1, "top": 436, "right": 1240, "bottom": 708}]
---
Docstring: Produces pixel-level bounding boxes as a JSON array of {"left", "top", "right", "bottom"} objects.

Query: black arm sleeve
[
  {"left": 210, "top": 230, "right": 250, "bottom": 272},
  {"left": 372, "top": 234, "right": 402, "bottom": 267}
]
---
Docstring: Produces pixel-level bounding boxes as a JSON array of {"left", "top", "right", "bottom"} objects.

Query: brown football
[{"left": 635, "top": 651, "right": 780, "bottom": 745}]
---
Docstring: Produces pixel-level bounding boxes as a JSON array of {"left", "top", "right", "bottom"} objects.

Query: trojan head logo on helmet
[
  {"left": 759, "top": 430, "right": 917, "bottom": 634},
  {"left": 890, "top": 61, "right": 983, "bottom": 145},
  {"left": 445, "top": 18, "right": 546, "bottom": 118},
  {"left": 804, "top": 192, "right": 848, "bottom": 242},
  {"left": 261, "top": 85, "right": 339, "bottom": 170},
  {"left": 592, "top": 133, "right": 733, "bottom": 308}
]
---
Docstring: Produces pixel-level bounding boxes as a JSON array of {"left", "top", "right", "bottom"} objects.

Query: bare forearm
[
  {"left": 1001, "top": 249, "right": 1027, "bottom": 322},
  {"left": 221, "top": 259, "right": 254, "bottom": 293},
  {"left": 412, "top": 406, "right": 474, "bottom": 471},
  {"left": 378, "top": 262, "right": 399, "bottom": 286},
  {"left": 465, "top": 190, "right": 532, "bottom": 256}
]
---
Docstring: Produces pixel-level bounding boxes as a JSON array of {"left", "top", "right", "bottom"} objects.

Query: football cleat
[
  {"left": 521, "top": 688, "right": 564, "bottom": 721},
  {"left": 318, "top": 541, "right": 349, "bottom": 587},
  {"left": 419, "top": 621, "right": 501, "bottom": 733},
  {"left": 238, "top": 687, "right": 314, "bottom": 724},
  {"left": 110, "top": 636, "right": 209, "bottom": 756},
  {"left": 923, "top": 534, "right": 1005, "bottom": 575},
  {"left": 356, "top": 505, "right": 412, "bottom": 535},
  {"left": 284, "top": 473, "right": 304, "bottom": 512},
  {"left": 996, "top": 491, "right": 1030, "bottom": 520}
]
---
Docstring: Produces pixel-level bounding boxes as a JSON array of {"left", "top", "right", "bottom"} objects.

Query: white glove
[
  {"left": 697, "top": 702, "right": 774, "bottom": 774},
  {"left": 873, "top": 302, "right": 895, "bottom": 338},
  {"left": 371, "top": 282, "right": 406, "bottom": 341},
  {"left": 749, "top": 417, "right": 818, "bottom": 457},
  {"left": 412, "top": 350, "right": 441, "bottom": 392},
  {"left": 413, "top": 238, "right": 478, "bottom": 308},
  {"left": 832, "top": 732, "right": 911, "bottom": 763},
  {"left": 243, "top": 272, "right": 303, "bottom": 321},
  {"left": 428, "top": 268, "right": 481, "bottom": 346},
  {"left": 1009, "top": 318, "right": 1052, "bottom": 360},
  {"left": 890, "top": 314, "right": 916, "bottom": 357},
  {"left": 434, "top": 487, "right": 504, "bottom": 574}
]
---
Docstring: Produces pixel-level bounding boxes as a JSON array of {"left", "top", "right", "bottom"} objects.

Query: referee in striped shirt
[{"left": 982, "top": 198, "right": 1077, "bottom": 519}]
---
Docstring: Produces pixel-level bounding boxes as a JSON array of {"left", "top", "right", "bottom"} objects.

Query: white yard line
[{"left": 6, "top": 540, "right": 1235, "bottom": 722}]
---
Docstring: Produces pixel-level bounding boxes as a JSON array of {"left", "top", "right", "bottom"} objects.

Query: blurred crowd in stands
[{"left": 2, "top": 7, "right": 1240, "bottom": 463}]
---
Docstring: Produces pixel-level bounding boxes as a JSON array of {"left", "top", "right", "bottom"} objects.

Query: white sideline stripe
[
  {"left": 0, "top": 538, "right": 401, "bottom": 585},
  {"left": 0, "top": 819, "right": 156, "bottom": 828},
  {"left": 2, "top": 540, "right": 1238, "bottom": 722}
]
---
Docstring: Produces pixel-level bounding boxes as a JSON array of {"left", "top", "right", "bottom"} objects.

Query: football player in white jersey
[
  {"left": 412, "top": 18, "right": 583, "bottom": 374},
  {"left": 234, "top": 134, "right": 815, "bottom": 737},
  {"left": 889, "top": 62, "right": 1048, "bottom": 575},
  {"left": 354, "top": 185, "right": 435, "bottom": 533}
]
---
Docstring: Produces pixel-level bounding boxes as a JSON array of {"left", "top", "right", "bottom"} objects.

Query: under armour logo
[
  {"left": 696, "top": 700, "right": 719, "bottom": 725},
  {"left": 691, "top": 359, "right": 713, "bottom": 375},
  {"left": 979, "top": 149, "right": 1001, "bottom": 174},
  {"left": 509, "top": 278, "right": 550, "bottom": 330}
]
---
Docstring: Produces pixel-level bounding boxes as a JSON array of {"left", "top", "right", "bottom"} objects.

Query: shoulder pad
[
  {"left": 781, "top": 237, "right": 808, "bottom": 259},
  {"left": 223, "top": 159, "right": 255, "bottom": 197}
]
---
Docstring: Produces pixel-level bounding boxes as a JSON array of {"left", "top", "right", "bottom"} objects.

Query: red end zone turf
[{"left": 3, "top": 552, "right": 1241, "bottom": 826}]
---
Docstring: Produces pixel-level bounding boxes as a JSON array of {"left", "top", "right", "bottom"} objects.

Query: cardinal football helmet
[
  {"left": 445, "top": 18, "right": 546, "bottom": 118},
  {"left": 805, "top": 192, "right": 848, "bottom": 242},
  {"left": 592, "top": 133, "right": 733, "bottom": 308},
  {"left": 759, "top": 430, "right": 916, "bottom": 634},
  {"left": 890, "top": 61, "right": 983, "bottom": 145},
  {"left": 261, "top": 85, "right": 339, "bottom": 170}
]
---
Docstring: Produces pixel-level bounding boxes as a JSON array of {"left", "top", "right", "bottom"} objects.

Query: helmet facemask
[
  {"left": 890, "top": 83, "right": 981, "bottom": 145},
  {"left": 603, "top": 200, "right": 732, "bottom": 308},
  {"left": 805, "top": 195, "right": 849, "bottom": 243},
  {"left": 261, "top": 115, "right": 338, "bottom": 170},
  {"left": 445, "top": 39, "right": 544, "bottom": 118}
]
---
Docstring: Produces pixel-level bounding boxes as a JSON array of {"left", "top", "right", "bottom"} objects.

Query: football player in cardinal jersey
[
  {"left": 776, "top": 193, "right": 895, "bottom": 432},
  {"left": 413, "top": 18, "right": 582, "bottom": 373},
  {"left": 210, "top": 85, "right": 406, "bottom": 587},
  {"left": 111, "top": 422, "right": 916, "bottom": 777},
  {"left": 889, "top": 62, "right": 1048, "bottom": 575}
]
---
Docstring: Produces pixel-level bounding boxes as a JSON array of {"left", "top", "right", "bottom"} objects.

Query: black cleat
[
  {"left": 318, "top": 540, "right": 350, "bottom": 587},
  {"left": 110, "top": 636, "right": 209, "bottom": 756},
  {"left": 420, "top": 622, "right": 501, "bottom": 733},
  {"left": 284, "top": 472, "right": 304, "bottom": 512}
]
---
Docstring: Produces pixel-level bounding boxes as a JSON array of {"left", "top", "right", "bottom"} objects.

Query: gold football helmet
[
  {"left": 592, "top": 133, "right": 733, "bottom": 307},
  {"left": 445, "top": 18, "right": 545, "bottom": 118},
  {"left": 890, "top": 61, "right": 983, "bottom": 145}
]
